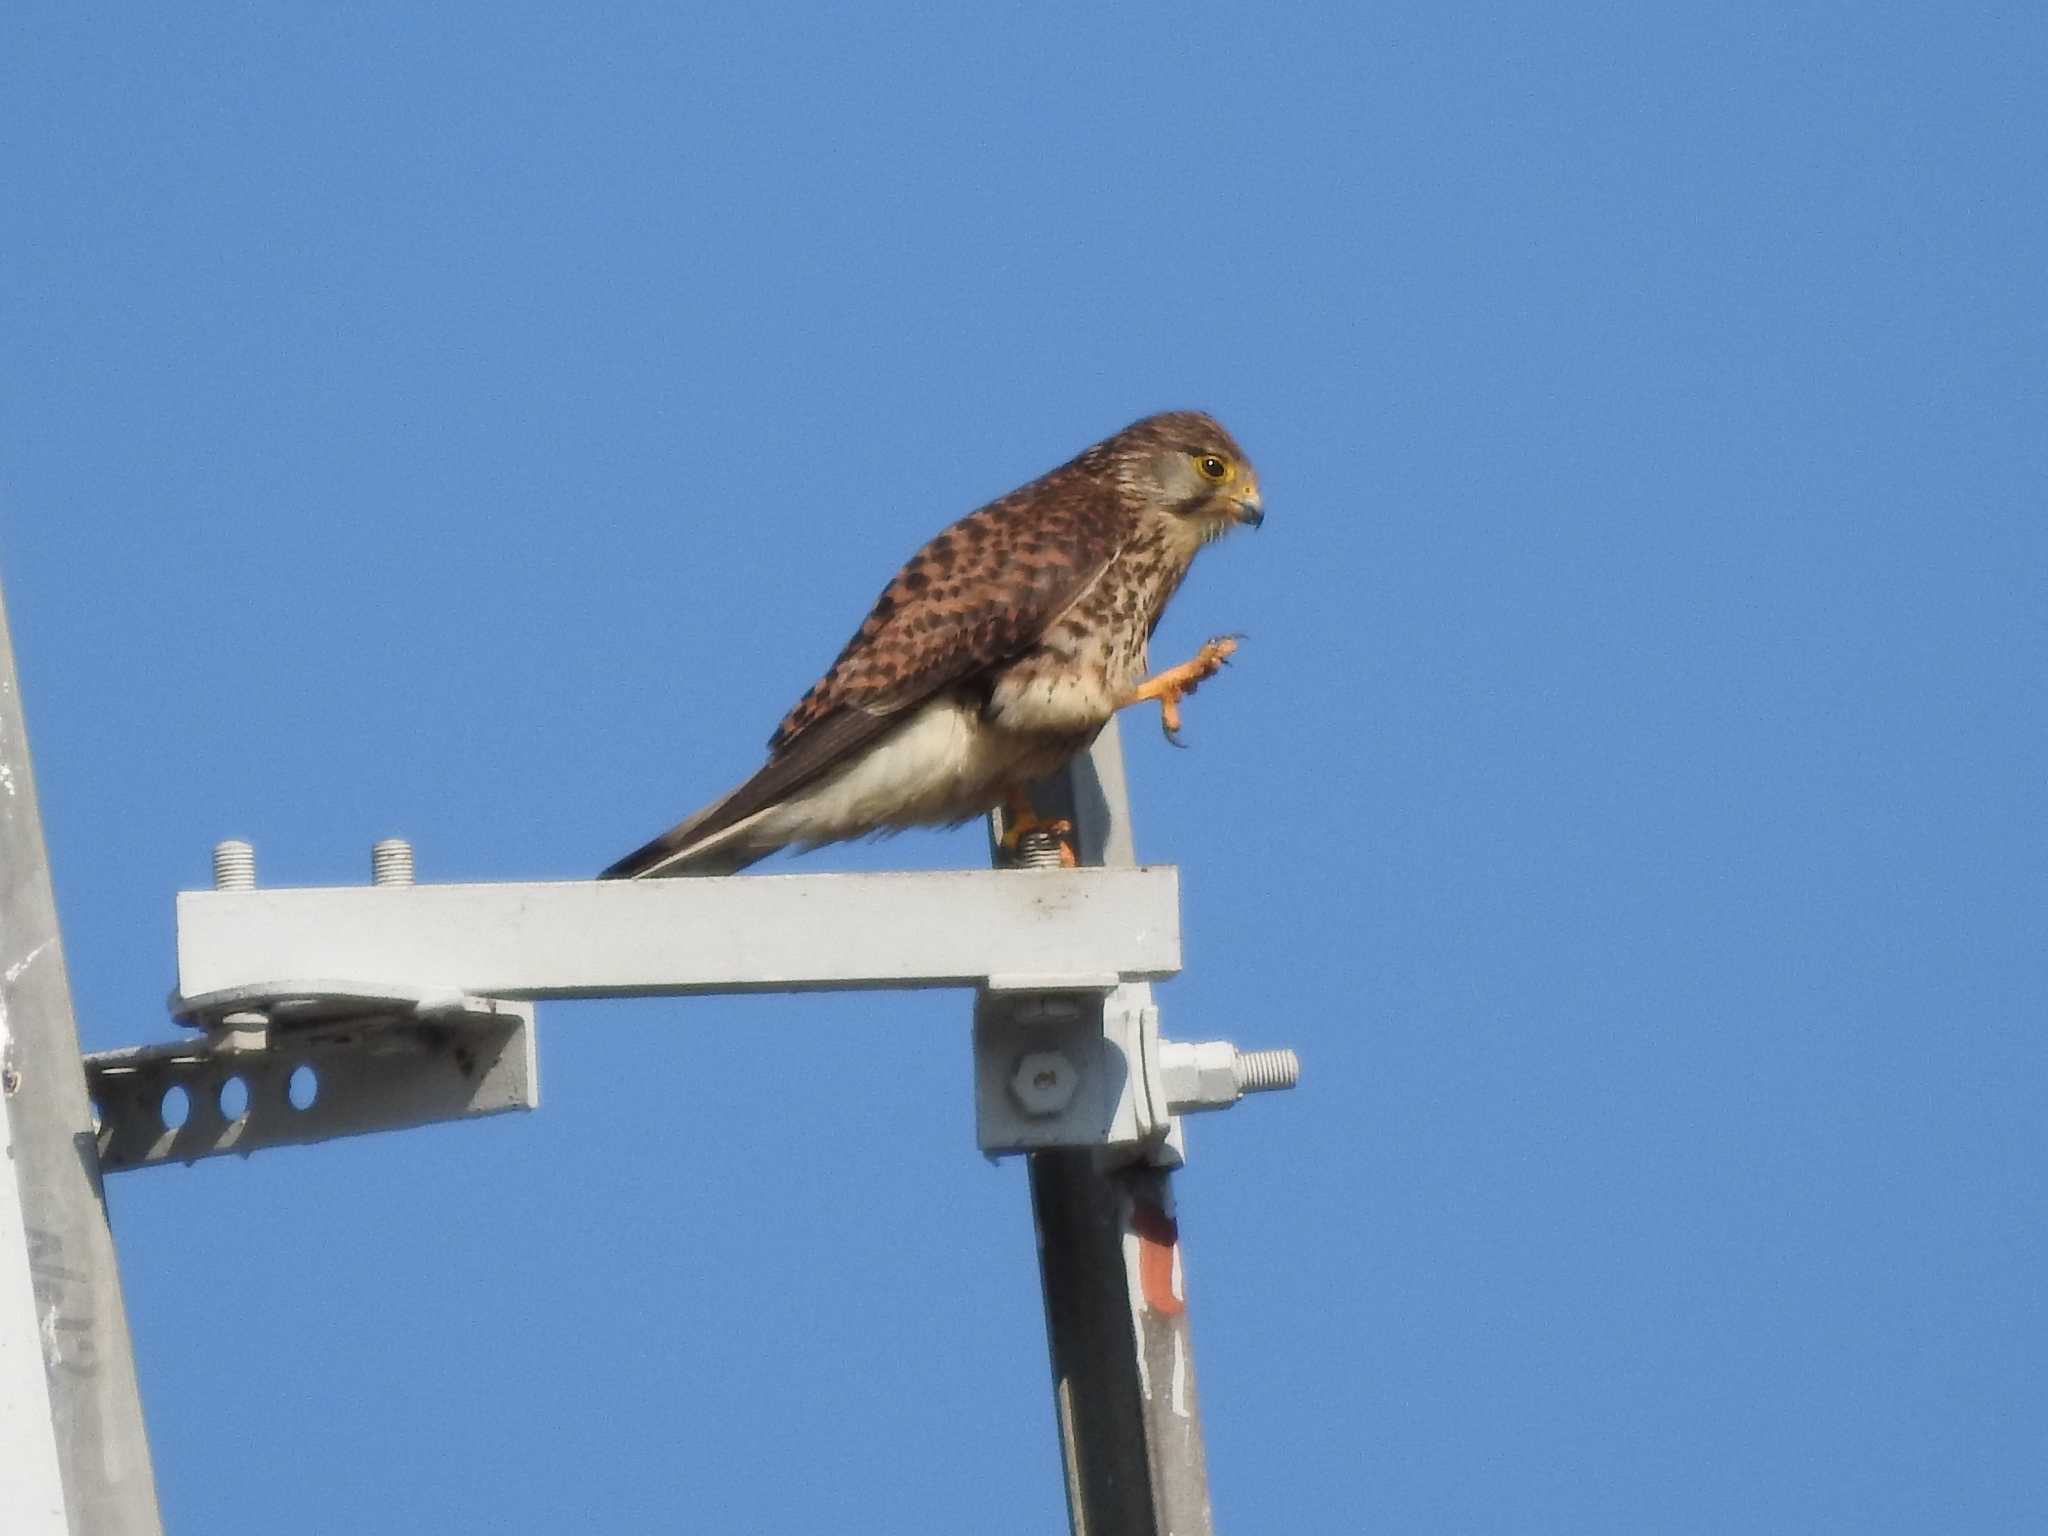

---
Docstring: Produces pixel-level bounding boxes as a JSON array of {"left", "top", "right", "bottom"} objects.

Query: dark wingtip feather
[
  {"left": 599, "top": 798, "right": 732, "bottom": 879},
  {"left": 600, "top": 777, "right": 780, "bottom": 880},
  {"left": 600, "top": 830, "right": 769, "bottom": 880},
  {"left": 598, "top": 832, "right": 677, "bottom": 880}
]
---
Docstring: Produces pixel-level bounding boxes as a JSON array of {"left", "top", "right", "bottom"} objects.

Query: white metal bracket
[
  {"left": 91, "top": 829, "right": 1289, "bottom": 1169},
  {"left": 88, "top": 986, "right": 535, "bottom": 1174},
  {"left": 92, "top": 863, "right": 1185, "bottom": 1171}
]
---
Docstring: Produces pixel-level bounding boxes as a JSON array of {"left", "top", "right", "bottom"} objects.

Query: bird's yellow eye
[{"left": 1195, "top": 454, "right": 1232, "bottom": 483}]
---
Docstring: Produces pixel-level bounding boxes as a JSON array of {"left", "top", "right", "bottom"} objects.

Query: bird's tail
[{"left": 599, "top": 792, "right": 786, "bottom": 879}]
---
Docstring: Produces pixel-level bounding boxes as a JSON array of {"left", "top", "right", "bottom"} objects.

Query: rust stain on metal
[{"left": 1133, "top": 1199, "right": 1184, "bottom": 1316}]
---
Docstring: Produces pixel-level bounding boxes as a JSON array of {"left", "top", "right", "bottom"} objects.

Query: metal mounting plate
[
  {"left": 974, "top": 981, "right": 1171, "bottom": 1154},
  {"left": 87, "top": 1000, "right": 536, "bottom": 1174}
]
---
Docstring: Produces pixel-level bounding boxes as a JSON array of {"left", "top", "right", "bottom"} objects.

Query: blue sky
[{"left": 4, "top": 3, "right": 2044, "bottom": 1530}]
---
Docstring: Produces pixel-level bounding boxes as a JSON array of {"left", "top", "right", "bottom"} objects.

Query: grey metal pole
[
  {"left": 999, "top": 723, "right": 1215, "bottom": 1536},
  {"left": 0, "top": 578, "right": 164, "bottom": 1535}
]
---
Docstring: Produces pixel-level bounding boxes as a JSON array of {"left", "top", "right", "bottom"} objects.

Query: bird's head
[{"left": 1106, "top": 410, "right": 1265, "bottom": 546}]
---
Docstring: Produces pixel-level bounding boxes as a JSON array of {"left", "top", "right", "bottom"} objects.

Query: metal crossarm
[{"left": 173, "top": 866, "right": 1182, "bottom": 1007}]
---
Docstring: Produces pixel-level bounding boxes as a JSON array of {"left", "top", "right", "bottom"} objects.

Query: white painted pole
[{"left": 0, "top": 578, "right": 163, "bottom": 1535}]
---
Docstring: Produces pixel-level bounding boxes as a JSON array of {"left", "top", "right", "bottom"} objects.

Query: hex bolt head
[
  {"left": 212, "top": 840, "right": 257, "bottom": 891},
  {"left": 371, "top": 838, "right": 416, "bottom": 886},
  {"left": 1009, "top": 1050, "right": 1079, "bottom": 1117}
]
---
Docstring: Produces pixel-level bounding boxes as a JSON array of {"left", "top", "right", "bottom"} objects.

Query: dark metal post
[
  {"left": 0, "top": 578, "right": 163, "bottom": 1535},
  {"left": 999, "top": 723, "right": 1215, "bottom": 1536}
]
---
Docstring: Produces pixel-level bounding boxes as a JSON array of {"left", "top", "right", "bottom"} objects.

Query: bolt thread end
[
  {"left": 1234, "top": 1048, "right": 1300, "bottom": 1095},
  {"left": 371, "top": 838, "right": 416, "bottom": 886},
  {"left": 212, "top": 840, "right": 256, "bottom": 891},
  {"left": 1010, "top": 829, "right": 1067, "bottom": 869}
]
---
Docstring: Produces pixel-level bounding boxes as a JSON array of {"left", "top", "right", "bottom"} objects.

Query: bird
[{"left": 602, "top": 410, "right": 1263, "bottom": 879}]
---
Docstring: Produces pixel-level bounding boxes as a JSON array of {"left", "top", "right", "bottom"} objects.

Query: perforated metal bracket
[{"left": 88, "top": 984, "right": 536, "bottom": 1174}]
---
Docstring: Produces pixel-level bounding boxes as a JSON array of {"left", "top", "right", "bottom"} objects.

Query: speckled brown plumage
[{"left": 603, "top": 410, "right": 1263, "bottom": 878}]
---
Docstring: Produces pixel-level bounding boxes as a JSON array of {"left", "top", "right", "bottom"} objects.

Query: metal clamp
[{"left": 973, "top": 980, "right": 1300, "bottom": 1157}]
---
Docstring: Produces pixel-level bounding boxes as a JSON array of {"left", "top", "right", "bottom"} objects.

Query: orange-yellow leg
[
  {"left": 998, "top": 791, "right": 1076, "bottom": 867},
  {"left": 1122, "top": 634, "right": 1242, "bottom": 745}
]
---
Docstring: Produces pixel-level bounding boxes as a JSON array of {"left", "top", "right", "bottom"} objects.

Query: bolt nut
[
  {"left": 1159, "top": 1039, "right": 1302, "bottom": 1114},
  {"left": 1163, "top": 1040, "right": 1240, "bottom": 1112},
  {"left": 1009, "top": 1050, "right": 1079, "bottom": 1117}
]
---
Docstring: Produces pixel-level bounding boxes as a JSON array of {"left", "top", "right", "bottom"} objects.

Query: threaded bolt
[
  {"left": 1159, "top": 1039, "right": 1300, "bottom": 1115},
  {"left": 371, "top": 838, "right": 416, "bottom": 886},
  {"left": 1233, "top": 1048, "right": 1300, "bottom": 1095},
  {"left": 212, "top": 840, "right": 256, "bottom": 891},
  {"left": 1011, "top": 829, "right": 1067, "bottom": 869}
]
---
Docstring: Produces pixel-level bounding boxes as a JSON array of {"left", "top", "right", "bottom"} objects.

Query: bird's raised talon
[{"left": 1122, "top": 631, "right": 1248, "bottom": 747}]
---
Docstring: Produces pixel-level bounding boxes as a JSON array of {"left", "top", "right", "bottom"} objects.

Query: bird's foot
[
  {"left": 999, "top": 801, "right": 1077, "bottom": 868},
  {"left": 1127, "top": 634, "right": 1243, "bottom": 745}
]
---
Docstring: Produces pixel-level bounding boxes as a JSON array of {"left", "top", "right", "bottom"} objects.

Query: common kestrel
[{"left": 603, "top": 410, "right": 1262, "bottom": 878}]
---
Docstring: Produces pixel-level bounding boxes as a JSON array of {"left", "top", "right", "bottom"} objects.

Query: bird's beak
[{"left": 1233, "top": 492, "right": 1265, "bottom": 529}]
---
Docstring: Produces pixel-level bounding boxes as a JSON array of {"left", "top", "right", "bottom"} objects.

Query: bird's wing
[{"left": 602, "top": 483, "right": 1123, "bottom": 878}]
